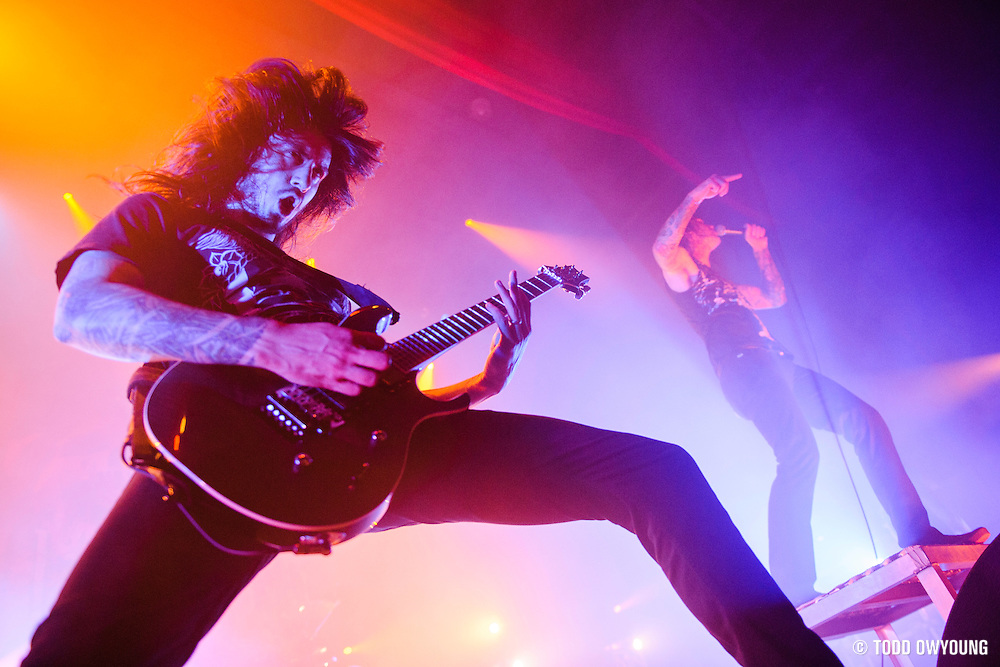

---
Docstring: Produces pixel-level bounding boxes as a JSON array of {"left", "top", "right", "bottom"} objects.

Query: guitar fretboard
[{"left": 388, "top": 273, "right": 560, "bottom": 373}]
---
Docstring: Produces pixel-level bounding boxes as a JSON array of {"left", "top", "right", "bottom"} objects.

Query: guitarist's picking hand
[{"left": 245, "top": 320, "right": 389, "bottom": 395}]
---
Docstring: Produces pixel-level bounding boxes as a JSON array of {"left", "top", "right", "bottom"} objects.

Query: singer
[{"left": 651, "top": 174, "right": 988, "bottom": 606}]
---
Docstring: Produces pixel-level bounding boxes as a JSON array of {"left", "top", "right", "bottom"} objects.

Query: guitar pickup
[
  {"left": 264, "top": 385, "right": 347, "bottom": 436},
  {"left": 263, "top": 397, "right": 308, "bottom": 437}
]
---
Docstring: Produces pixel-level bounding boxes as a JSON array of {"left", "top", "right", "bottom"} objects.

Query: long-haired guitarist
[{"left": 25, "top": 61, "right": 841, "bottom": 666}]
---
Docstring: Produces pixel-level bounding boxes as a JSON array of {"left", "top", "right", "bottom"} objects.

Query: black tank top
[{"left": 669, "top": 261, "right": 786, "bottom": 370}]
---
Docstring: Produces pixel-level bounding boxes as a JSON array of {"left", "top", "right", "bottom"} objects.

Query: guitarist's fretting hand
[
  {"left": 483, "top": 269, "right": 531, "bottom": 385},
  {"left": 244, "top": 321, "right": 390, "bottom": 396},
  {"left": 425, "top": 270, "right": 532, "bottom": 406}
]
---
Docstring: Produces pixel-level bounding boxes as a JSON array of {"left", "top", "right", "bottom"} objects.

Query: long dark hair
[{"left": 126, "top": 59, "right": 382, "bottom": 246}]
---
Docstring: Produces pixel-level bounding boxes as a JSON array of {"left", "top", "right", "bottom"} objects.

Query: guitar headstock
[{"left": 538, "top": 265, "right": 591, "bottom": 299}]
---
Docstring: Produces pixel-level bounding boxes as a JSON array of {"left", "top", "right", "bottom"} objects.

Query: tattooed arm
[
  {"left": 54, "top": 250, "right": 389, "bottom": 395},
  {"left": 652, "top": 173, "right": 741, "bottom": 292},
  {"left": 734, "top": 224, "right": 787, "bottom": 310}
]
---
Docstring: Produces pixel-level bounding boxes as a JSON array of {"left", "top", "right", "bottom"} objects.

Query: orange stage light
[
  {"left": 416, "top": 362, "right": 436, "bottom": 390},
  {"left": 880, "top": 352, "right": 1000, "bottom": 415},
  {"left": 464, "top": 218, "right": 576, "bottom": 269}
]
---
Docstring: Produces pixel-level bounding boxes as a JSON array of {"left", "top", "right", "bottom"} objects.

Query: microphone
[{"left": 714, "top": 224, "right": 743, "bottom": 236}]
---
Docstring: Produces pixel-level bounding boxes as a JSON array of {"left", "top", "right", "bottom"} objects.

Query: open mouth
[{"left": 279, "top": 196, "right": 296, "bottom": 217}]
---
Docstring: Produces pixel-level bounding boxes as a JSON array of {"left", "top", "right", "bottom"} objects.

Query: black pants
[
  {"left": 24, "top": 409, "right": 841, "bottom": 666},
  {"left": 938, "top": 539, "right": 1000, "bottom": 667},
  {"left": 717, "top": 347, "right": 930, "bottom": 600}
]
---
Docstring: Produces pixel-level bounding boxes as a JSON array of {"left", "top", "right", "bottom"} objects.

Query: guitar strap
[
  {"left": 211, "top": 216, "right": 401, "bottom": 327},
  {"left": 330, "top": 277, "right": 401, "bottom": 327}
]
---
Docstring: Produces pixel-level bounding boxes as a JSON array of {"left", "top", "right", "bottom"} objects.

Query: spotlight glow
[
  {"left": 488, "top": 621, "right": 501, "bottom": 634},
  {"left": 632, "top": 637, "right": 644, "bottom": 651},
  {"left": 416, "top": 362, "right": 436, "bottom": 391},
  {"left": 63, "top": 192, "right": 97, "bottom": 234},
  {"left": 463, "top": 218, "right": 573, "bottom": 269}
]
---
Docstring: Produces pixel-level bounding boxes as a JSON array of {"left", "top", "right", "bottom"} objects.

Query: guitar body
[
  {"left": 134, "top": 266, "right": 589, "bottom": 554},
  {"left": 140, "top": 361, "right": 468, "bottom": 553}
]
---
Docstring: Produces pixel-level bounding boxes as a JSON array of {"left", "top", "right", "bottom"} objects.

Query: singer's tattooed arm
[
  {"left": 755, "top": 245, "right": 786, "bottom": 307},
  {"left": 733, "top": 246, "right": 786, "bottom": 310},
  {"left": 653, "top": 193, "right": 701, "bottom": 260},
  {"left": 652, "top": 192, "right": 704, "bottom": 293},
  {"left": 653, "top": 174, "right": 742, "bottom": 293},
  {"left": 653, "top": 173, "right": 741, "bottom": 261},
  {"left": 735, "top": 224, "right": 786, "bottom": 310}
]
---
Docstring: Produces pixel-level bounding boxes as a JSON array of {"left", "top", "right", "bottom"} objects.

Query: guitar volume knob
[{"left": 292, "top": 453, "right": 314, "bottom": 474}]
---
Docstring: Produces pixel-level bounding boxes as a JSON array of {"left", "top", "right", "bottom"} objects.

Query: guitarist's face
[{"left": 229, "top": 130, "right": 333, "bottom": 241}]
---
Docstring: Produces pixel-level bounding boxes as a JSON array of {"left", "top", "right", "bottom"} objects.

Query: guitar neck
[{"left": 388, "top": 273, "right": 561, "bottom": 373}]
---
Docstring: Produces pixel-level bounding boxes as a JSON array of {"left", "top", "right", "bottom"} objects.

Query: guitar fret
[
  {"left": 458, "top": 320, "right": 482, "bottom": 336},
  {"left": 454, "top": 314, "right": 482, "bottom": 332},
  {"left": 382, "top": 267, "right": 587, "bottom": 373},
  {"left": 521, "top": 280, "right": 546, "bottom": 297},
  {"left": 467, "top": 306, "right": 492, "bottom": 326},
  {"left": 405, "top": 334, "right": 438, "bottom": 355},
  {"left": 448, "top": 316, "right": 477, "bottom": 335},
  {"left": 404, "top": 339, "right": 435, "bottom": 362},
  {"left": 426, "top": 323, "right": 460, "bottom": 344},
  {"left": 391, "top": 353, "right": 419, "bottom": 371},
  {"left": 393, "top": 341, "right": 425, "bottom": 365},
  {"left": 418, "top": 328, "right": 451, "bottom": 347},
  {"left": 413, "top": 328, "right": 446, "bottom": 347},
  {"left": 417, "top": 340, "right": 449, "bottom": 360},
  {"left": 397, "top": 338, "right": 422, "bottom": 354},
  {"left": 437, "top": 320, "right": 467, "bottom": 340}
]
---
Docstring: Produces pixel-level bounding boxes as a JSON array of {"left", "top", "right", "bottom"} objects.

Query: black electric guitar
[{"left": 135, "top": 265, "right": 589, "bottom": 554}]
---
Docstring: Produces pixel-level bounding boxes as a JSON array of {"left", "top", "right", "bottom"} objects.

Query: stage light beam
[
  {"left": 63, "top": 192, "right": 97, "bottom": 234},
  {"left": 464, "top": 218, "right": 576, "bottom": 269},
  {"left": 879, "top": 352, "right": 1000, "bottom": 415}
]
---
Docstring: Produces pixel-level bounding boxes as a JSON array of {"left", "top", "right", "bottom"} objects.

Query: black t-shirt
[
  {"left": 56, "top": 193, "right": 395, "bottom": 393},
  {"left": 669, "top": 262, "right": 786, "bottom": 370}
]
